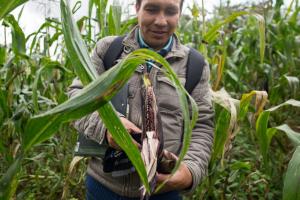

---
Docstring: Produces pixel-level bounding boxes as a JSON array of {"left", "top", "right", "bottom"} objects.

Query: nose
[{"left": 154, "top": 12, "right": 167, "bottom": 27}]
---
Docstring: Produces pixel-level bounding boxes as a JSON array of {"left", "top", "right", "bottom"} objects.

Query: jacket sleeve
[
  {"left": 183, "top": 62, "right": 214, "bottom": 193},
  {"left": 67, "top": 36, "right": 117, "bottom": 144}
]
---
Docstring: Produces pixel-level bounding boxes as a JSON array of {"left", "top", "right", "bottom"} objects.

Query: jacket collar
[{"left": 122, "top": 25, "right": 186, "bottom": 59}]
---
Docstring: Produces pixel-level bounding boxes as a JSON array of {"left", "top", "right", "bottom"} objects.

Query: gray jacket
[{"left": 68, "top": 26, "right": 214, "bottom": 197}]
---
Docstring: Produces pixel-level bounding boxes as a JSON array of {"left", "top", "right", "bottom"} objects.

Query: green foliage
[
  {"left": 283, "top": 146, "right": 300, "bottom": 200},
  {"left": 3, "top": 14, "right": 26, "bottom": 56},
  {"left": 256, "top": 99, "right": 300, "bottom": 168},
  {"left": 0, "top": 0, "right": 300, "bottom": 199},
  {"left": 0, "top": 0, "right": 29, "bottom": 20}
]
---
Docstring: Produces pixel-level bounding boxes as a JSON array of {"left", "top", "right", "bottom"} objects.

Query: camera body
[{"left": 102, "top": 132, "right": 141, "bottom": 176}]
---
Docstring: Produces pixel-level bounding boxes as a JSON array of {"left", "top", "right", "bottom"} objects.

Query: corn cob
[{"left": 140, "top": 72, "right": 164, "bottom": 199}]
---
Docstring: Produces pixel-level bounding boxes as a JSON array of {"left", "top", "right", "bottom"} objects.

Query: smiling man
[
  {"left": 136, "top": 0, "right": 181, "bottom": 50},
  {"left": 68, "top": 0, "right": 214, "bottom": 199}
]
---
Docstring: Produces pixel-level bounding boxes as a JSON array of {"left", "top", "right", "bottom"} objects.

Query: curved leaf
[
  {"left": 239, "top": 90, "right": 268, "bottom": 121},
  {"left": 32, "top": 59, "right": 71, "bottom": 113},
  {"left": 3, "top": 14, "right": 26, "bottom": 55},
  {"left": 256, "top": 99, "right": 300, "bottom": 167},
  {"left": 276, "top": 124, "right": 300, "bottom": 146},
  {"left": 283, "top": 146, "right": 300, "bottom": 200},
  {"left": 60, "top": 0, "right": 97, "bottom": 85},
  {"left": 0, "top": 155, "right": 23, "bottom": 200},
  {"left": 0, "top": 0, "right": 28, "bottom": 20},
  {"left": 203, "top": 11, "right": 265, "bottom": 64}
]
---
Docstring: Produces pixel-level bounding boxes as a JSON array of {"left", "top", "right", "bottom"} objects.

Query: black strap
[
  {"left": 185, "top": 47, "right": 205, "bottom": 94},
  {"left": 74, "top": 37, "right": 126, "bottom": 159},
  {"left": 103, "top": 36, "right": 125, "bottom": 70},
  {"left": 103, "top": 37, "right": 205, "bottom": 94}
]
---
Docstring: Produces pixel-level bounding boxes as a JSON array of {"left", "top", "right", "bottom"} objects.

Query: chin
[{"left": 151, "top": 40, "right": 168, "bottom": 48}]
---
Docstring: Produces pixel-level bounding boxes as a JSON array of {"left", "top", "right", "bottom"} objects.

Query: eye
[
  {"left": 145, "top": 7, "right": 159, "bottom": 14},
  {"left": 165, "top": 7, "right": 179, "bottom": 16}
]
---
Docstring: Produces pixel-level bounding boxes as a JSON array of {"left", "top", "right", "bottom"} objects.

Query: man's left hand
[{"left": 156, "top": 151, "right": 192, "bottom": 193}]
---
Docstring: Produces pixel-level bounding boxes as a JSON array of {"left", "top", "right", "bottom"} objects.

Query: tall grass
[{"left": 0, "top": 0, "right": 299, "bottom": 199}]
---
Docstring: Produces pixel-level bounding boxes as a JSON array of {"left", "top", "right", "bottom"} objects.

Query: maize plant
[{"left": 0, "top": 0, "right": 299, "bottom": 199}]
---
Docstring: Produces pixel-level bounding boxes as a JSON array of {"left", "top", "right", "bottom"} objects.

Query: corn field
[{"left": 0, "top": 0, "right": 300, "bottom": 199}]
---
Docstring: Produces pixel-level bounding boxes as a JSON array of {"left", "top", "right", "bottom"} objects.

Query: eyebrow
[{"left": 144, "top": 3, "right": 179, "bottom": 11}]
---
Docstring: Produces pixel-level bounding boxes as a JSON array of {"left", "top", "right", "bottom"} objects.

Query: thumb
[
  {"left": 129, "top": 123, "right": 142, "bottom": 133},
  {"left": 156, "top": 173, "right": 170, "bottom": 183}
]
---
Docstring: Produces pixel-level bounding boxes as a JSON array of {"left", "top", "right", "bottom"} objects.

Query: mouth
[{"left": 150, "top": 30, "right": 168, "bottom": 37}]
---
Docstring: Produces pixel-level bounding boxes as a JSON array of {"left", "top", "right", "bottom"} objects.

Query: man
[{"left": 68, "top": 0, "right": 214, "bottom": 199}]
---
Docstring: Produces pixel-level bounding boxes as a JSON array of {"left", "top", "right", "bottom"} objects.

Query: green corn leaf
[
  {"left": 239, "top": 91, "right": 256, "bottom": 121},
  {"left": 0, "top": 0, "right": 29, "bottom": 20},
  {"left": 94, "top": 0, "right": 109, "bottom": 37},
  {"left": 239, "top": 90, "right": 268, "bottom": 122},
  {"left": 32, "top": 59, "right": 71, "bottom": 113},
  {"left": 251, "top": 13, "right": 266, "bottom": 64},
  {"left": 77, "top": 16, "right": 88, "bottom": 32},
  {"left": 212, "top": 88, "right": 239, "bottom": 112},
  {"left": 284, "top": 0, "right": 296, "bottom": 19},
  {"left": 231, "top": 161, "right": 251, "bottom": 171},
  {"left": 256, "top": 111, "right": 270, "bottom": 166},
  {"left": 283, "top": 75, "right": 299, "bottom": 88},
  {"left": 108, "top": 6, "right": 116, "bottom": 35},
  {"left": 276, "top": 124, "right": 300, "bottom": 146},
  {"left": 27, "top": 20, "right": 62, "bottom": 55},
  {"left": 212, "top": 89, "right": 239, "bottom": 163},
  {"left": 87, "top": 0, "right": 93, "bottom": 41},
  {"left": 283, "top": 75, "right": 299, "bottom": 96},
  {"left": 208, "top": 89, "right": 238, "bottom": 165},
  {"left": 112, "top": 4, "right": 121, "bottom": 35},
  {"left": 256, "top": 99, "right": 300, "bottom": 167},
  {"left": 0, "top": 89, "right": 9, "bottom": 128},
  {"left": 211, "top": 109, "right": 231, "bottom": 164},
  {"left": 0, "top": 155, "right": 23, "bottom": 200},
  {"left": 60, "top": 0, "right": 97, "bottom": 85},
  {"left": 203, "top": 11, "right": 248, "bottom": 43},
  {"left": 3, "top": 14, "right": 26, "bottom": 56},
  {"left": 156, "top": 61, "right": 199, "bottom": 191},
  {"left": 203, "top": 11, "right": 265, "bottom": 64},
  {"left": 0, "top": 45, "right": 6, "bottom": 66},
  {"left": 23, "top": 50, "right": 145, "bottom": 151},
  {"left": 283, "top": 146, "right": 300, "bottom": 200},
  {"left": 120, "top": 17, "right": 138, "bottom": 35},
  {"left": 267, "top": 99, "right": 300, "bottom": 112},
  {"left": 108, "top": 4, "right": 121, "bottom": 35}
]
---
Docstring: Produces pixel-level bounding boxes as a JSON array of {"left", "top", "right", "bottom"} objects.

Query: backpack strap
[
  {"left": 102, "top": 36, "right": 128, "bottom": 115},
  {"left": 74, "top": 36, "right": 126, "bottom": 158},
  {"left": 103, "top": 36, "right": 125, "bottom": 70},
  {"left": 103, "top": 37, "right": 206, "bottom": 95},
  {"left": 185, "top": 47, "right": 205, "bottom": 94}
]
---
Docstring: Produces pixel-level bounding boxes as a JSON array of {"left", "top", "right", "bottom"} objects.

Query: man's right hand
[{"left": 106, "top": 117, "right": 142, "bottom": 150}]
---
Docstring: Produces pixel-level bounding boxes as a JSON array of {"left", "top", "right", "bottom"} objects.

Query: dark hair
[{"left": 136, "top": 0, "right": 184, "bottom": 11}]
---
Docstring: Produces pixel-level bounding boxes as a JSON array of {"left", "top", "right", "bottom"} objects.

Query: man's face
[{"left": 136, "top": 0, "right": 181, "bottom": 50}]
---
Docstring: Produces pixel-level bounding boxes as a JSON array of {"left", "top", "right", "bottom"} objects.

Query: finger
[
  {"left": 129, "top": 124, "right": 142, "bottom": 133},
  {"left": 132, "top": 139, "right": 141, "bottom": 150},
  {"left": 156, "top": 173, "right": 170, "bottom": 183},
  {"left": 107, "top": 132, "right": 121, "bottom": 150},
  {"left": 163, "top": 150, "right": 178, "bottom": 161},
  {"left": 120, "top": 117, "right": 142, "bottom": 133},
  {"left": 111, "top": 140, "right": 121, "bottom": 150}
]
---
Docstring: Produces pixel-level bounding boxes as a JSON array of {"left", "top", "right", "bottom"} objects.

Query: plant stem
[{"left": 201, "top": 0, "right": 206, "bottom": 36}]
